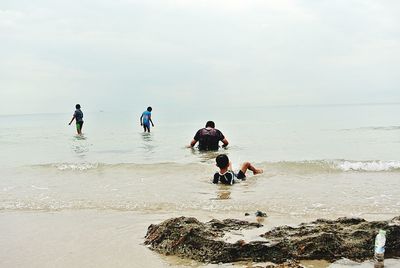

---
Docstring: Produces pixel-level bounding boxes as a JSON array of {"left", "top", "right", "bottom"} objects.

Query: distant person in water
[
  {"left": 68, "top": 104, "right": 84, "bottom": 135},
  {"left": 140, "top": 106, "right": 154, "bottom": 132},
  {"left": 213, "top": 154, "right": 263, "bottom": 185},
  {"left": 189, "top": 121, "right": 229, "bottom": 150}
]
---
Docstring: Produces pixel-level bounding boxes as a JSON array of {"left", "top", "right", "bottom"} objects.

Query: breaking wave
[
  {"left": 333, "top": 160, "right": 400, "bottom": 172},
  {"left": 267, "top": 160, "right": 400, "bottom": 172},
  {"left": 33, "top": 160, "right": 400, "bottom": 173}
]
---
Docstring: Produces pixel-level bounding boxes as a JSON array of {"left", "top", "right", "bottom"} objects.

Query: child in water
[
  {"left": 140, "top": 106, "right": 154, "bottom": 132},
  {"left": 68, "top": 104, "right": 84, "bottom": 135},
  {"left": 213, "top": 154, "right": 263, "bottom": 185}
]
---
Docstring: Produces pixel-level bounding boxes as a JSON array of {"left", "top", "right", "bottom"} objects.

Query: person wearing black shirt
[
  {"left": 189, "top": 121, "right": 229, "bottom": 150},
  {"left": 213, "top": 154, "right": 263, "bottom": 185}
]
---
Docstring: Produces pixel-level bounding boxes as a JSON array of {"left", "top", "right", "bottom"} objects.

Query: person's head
[
  {"left": 75, "top": 104, "right": 81, "bottom": 109},
  {"left": 216, "top": 154, "right": 229, "bottom": 169},
  {"left": 147, "top": 106, "right": 152, "bottom": 112},
  {"left": 205, "top": 121, "right": 215, "bottom": 128}
]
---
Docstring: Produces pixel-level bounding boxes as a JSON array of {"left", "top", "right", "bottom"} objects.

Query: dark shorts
[
  {"left": 76, "top": 121, "right": 84, "bottom": 129},
  {"left": 236, "top": 170, "right": 246, "bottom": 180}
]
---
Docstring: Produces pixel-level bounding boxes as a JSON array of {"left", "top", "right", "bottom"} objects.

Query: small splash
[{"left": 73, "top": 134, "right": 87, "bottom": 140}]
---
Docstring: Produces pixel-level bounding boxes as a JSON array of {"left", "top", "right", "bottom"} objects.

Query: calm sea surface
[{"left": 1, "top": 104, "right": 400, "bottom": 267}]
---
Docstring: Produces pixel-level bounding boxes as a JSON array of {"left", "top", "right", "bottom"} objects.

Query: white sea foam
[
  {"left": 334, "top": 160, "right": 400, "bottom": 172},
  {"left": 53, "top": 162, "right": 99, "bottom": 171},
  {"left": 41, "top": 160, "right": 400, "bottom": 173},
  {"left": 267, "top": 160, "right": 400, "bottom": 173}
]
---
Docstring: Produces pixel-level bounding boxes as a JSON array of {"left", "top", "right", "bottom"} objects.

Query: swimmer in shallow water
[{"left": 212, "top": 154, "right": 263, "bottom": 185}]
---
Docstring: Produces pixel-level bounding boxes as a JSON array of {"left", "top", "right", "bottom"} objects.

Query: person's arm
[
  {"left": 139, "top": 114, "right": 143, "bottom": 125},
  {"left": 212, "top": 173, "right": 219, "bottom": 184},
  {"left": 68, "top": 116, "right": 76, "bottom": 125},
  {"left": 189, "top": 130, "right": 200, "bottom": 148},
  {"left": 189, "top": 139, "right": 197, "bottom": 148},
  {"left": 149, "top": 115, "right": 154, "bottom": 127},
  {"left": 218, "top": 130, "right": 228, "bottom": 148},
  {"left": 221, "top": 138, "right": 229, "bottom": 148}
]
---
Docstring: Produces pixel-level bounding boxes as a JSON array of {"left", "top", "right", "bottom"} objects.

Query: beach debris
[
  {"left": 255, "top": 210, "right": 267, "bottom": 217},
  {"left": 244, "top": 210, "right": 267, "bottom": 217},
  {"left": 144, "top": 216, "right": 400, "bottom": 264}
]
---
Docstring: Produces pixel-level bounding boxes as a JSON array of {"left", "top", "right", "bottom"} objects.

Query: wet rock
[{"left": 144, "top": 216, "right": 400, "bottom": 264}]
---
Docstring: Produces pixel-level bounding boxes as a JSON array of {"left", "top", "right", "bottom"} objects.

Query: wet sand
[{"left": 2, "top": 210, "right": 400, "bottom": 268}]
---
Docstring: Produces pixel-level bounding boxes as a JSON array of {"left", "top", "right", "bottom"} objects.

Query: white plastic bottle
[{"left": 374, "top": 229, "right": 386, "bottom": 268}]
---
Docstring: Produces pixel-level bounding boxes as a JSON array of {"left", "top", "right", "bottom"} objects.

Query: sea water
[{"left": 1, "top": 104, "right": 400, "bottom": 267}]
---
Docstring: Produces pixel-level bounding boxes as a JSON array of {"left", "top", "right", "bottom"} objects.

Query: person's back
[
  {"left": 68, "top": 104, "right": 84, "bottom": 135},
  {"left": 213, "top": 170, "right": 237, "bottom": 185},
  {"left": 142, "top": 110, "right": 151, "bottom": 124},
  {"left": 190, "top": 121, "right": 228, "bottom": 151},
  {"left": 74, "top": 108, "right": 83, "bottom": 123},
  {"left": 196, "top": 127, "right": 223, "bottom": 151}
]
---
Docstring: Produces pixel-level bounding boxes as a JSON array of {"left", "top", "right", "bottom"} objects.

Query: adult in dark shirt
[
  {"left": 68, "top": 104, "right": 84, "bottom": 135},
  {"left": 189, "top": 121, "right": 229, "bottom": 150}
]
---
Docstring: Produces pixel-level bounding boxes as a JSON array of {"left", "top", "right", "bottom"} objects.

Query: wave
[
  {"left": 32, "top": 160, "right": 400, "bottom": 173},
  {"left": 268, "top": 160, "right": 400, "bottom": 172},
  {"left": 333, "top": 160, "right": 400, "bottom": 172},
  {"left": 35, "top": 162, "right": 157, "bottom": 171}
]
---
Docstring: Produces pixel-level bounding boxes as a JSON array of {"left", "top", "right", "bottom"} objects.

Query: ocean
[{"left": 1, "top": 104, "right": 400, "bottom": 267}]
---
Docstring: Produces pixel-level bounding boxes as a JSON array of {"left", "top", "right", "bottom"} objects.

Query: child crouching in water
[{"left": 213, "top": 154, "right": 263, "bottom": 185}]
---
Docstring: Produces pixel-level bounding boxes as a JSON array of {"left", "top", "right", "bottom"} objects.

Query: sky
[{"left": 1, "top": 0, "right": 399, "bottom": 115}]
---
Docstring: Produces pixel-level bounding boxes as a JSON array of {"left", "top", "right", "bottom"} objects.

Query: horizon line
[{"left": 0, "top": 102, "right": 399, "bottom": 116}]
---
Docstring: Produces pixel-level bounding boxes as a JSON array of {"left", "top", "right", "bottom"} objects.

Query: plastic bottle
[{"left": 374, "top": 229, "right": 386, "bottom": 268}]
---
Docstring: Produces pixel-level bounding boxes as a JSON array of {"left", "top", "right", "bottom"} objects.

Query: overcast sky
[{"left": 1, "top": 0, "right": 399, "bottom": 115}]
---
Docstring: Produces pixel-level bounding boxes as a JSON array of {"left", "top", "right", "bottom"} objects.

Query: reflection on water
[
  {"left": 140, "top": 132, "right": 155, "bottom": 154},
  {"left": 71, "top": 134, "right": 90, "bottom": 155},
  {"left": 190, "top": 149, "right": 222, "bottom": 163},
  {"left": 74, "top": 134, "right": 87, "bottom": 140},
  {"left": 255, "top": 216, "right": 265, "bottom": 224},
  {"left": 211, "top": 185, "right": 232, "bottom": 200},
  {"left": 141, "top": 132, "right": 152, "bottom": 142},
  {"left": 217, "top": 190, "right": 231, "bottom": 200}
]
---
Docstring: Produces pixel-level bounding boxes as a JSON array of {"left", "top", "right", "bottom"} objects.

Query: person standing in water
[
  {"left": 68, "top": 104, "right": 84, "bottom": 135},
  {"left": 189, "top": 121, "right": 229, "bottom": 150},
  {"left": 140, "top": 106, "right": 154, "bottom": 132}
]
